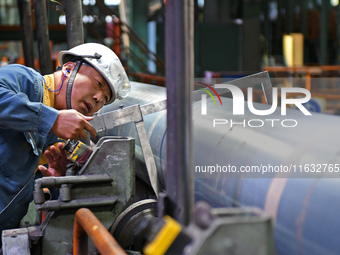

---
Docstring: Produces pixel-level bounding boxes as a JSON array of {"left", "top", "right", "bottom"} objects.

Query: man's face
[{"left": 71, "top": 64, "right": 112, "bottom": 116}]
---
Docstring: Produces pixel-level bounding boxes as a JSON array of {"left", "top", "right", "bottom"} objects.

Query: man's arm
[
  {"left": 0, "top": 66, "right": 58, "bottom": 136},
  {"left": 0, "top": 65, "right": 96, "bottom": 140}
]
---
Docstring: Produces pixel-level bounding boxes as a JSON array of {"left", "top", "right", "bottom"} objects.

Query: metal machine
[
  {"left": 4, "top": 67, "right": 340, "bottom": 254},
  {"left": 7, "top": 0, "right": 333, "bottom": 254},
  {"left": 3, "top": 136, "right": 135, "bottom": 254},
  {"left": 2, "top": 73, "right": 276, "bottom": 255},
  {"left": 100, "top": 79, "right": 340, "bottom": 255}
]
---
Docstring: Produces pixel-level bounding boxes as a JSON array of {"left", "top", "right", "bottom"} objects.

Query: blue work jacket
[{"left": 0, "top": 64, "right": 59, "bottom": 231}]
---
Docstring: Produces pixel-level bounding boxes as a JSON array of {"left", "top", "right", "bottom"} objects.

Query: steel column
[
  {"left": 286, "top": 0, "right": 295, "bottom": 33},
  {"left": 320, "top": 0, "right": 329, "bottom": 65},
  {"left": 33, "top": 0, "right": 52, "bottom": 74},
  {"left": 64, "top": 0, "right": 84, "bottom": 49},
  {"left": 165, "top": 0, "right": 194, "bottom": 225},
  {"left": 337, "top": 3, "right": 340, "bottom": 65},
  {"left": 17, "top": 0, "right": 34, "bottom": 68}
]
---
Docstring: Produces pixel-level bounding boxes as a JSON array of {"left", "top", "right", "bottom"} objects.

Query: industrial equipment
[
  {"left": 5, "top": 0, "right": 340, "bottom": 253},
  {"left": 2, "top": 73, "right": 277, "bottom": 255},
  {"left": 2, "top": 136, "right": 135, "bottom": 254},
  {"left": 101, "top": 79, "right": 340, "bottom": 255},
  {"left": 4, "top": 70, "right": 340, "bottom": 254},
  {"left": 110, "top": 200, "right": 272, "bottom": 255},
  {"left": 6, "top": 70, "right": 339, "bottom": 254}
]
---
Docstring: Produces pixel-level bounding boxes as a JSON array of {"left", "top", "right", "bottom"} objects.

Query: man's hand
[
  {"left": 51, "top": 109, "right": 96, "bottom": 140},
  {"left": 38, "top": 143, "right": 69, "bottom": 177}
]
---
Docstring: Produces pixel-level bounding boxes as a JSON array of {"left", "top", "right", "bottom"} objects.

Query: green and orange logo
[{"left": 197, "top": 82, "right": 222, "bottom": 115}]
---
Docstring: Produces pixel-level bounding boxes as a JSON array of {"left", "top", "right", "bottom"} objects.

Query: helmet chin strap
[{"left": 66, "top": 60, "right": 82, "bottom": 109}]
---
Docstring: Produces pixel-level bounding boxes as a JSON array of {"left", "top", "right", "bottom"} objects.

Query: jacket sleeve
[{"left": 0, "top": 65, "right": 59, "bottom": 137}]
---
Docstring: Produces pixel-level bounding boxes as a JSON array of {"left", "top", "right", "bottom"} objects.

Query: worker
[{"left": 0, "top": 43, "right": 130, "bottom": 232}]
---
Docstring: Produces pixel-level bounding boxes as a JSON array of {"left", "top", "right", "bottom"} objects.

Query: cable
[
  {"left": 43, "top": 70, "right": 69, "bottom": 93},
  {"left": 0, "top": 172, "right": 36, "bottom": 216}
]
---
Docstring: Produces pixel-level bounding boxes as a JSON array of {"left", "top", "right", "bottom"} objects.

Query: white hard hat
[{"left": 59, "top": 43, "right": 130, "bottom": 104}]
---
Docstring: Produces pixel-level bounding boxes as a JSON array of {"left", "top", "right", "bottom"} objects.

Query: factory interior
[{"left": 1, "top": 0, "right": 340, "bottom": 254}]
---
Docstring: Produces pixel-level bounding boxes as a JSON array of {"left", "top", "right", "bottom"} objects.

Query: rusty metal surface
[{"left": 73, "top": 208, "right": 126, "bottom": 255}]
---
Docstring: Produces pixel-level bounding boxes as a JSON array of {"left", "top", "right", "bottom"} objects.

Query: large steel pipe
[{"left": 100, "top": 82, "right": 340, "bottom": 255}]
